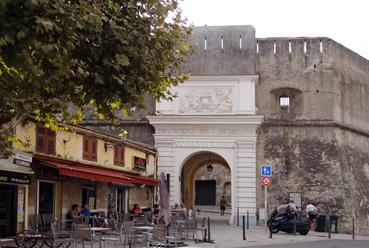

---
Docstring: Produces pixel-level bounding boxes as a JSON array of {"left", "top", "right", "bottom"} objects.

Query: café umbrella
[{"left": 158, "top": 172, "right": 171, "bottom": 226}]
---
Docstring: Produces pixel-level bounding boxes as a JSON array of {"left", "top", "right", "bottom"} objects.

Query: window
[
  {"left": 279, "top": 96, "right": 290, "bottom": 107},
  {"left": 114, "top": 145, "right": 125, "bottom": 166},
  {"left": 36, "top": 126, "right": 56, "bottom": 155},
  {"left": 83, "top": 136, "right": 97, "bottom": 161},
  {"left": 82, "top": 185, "right": 96, "bottom": 209}
]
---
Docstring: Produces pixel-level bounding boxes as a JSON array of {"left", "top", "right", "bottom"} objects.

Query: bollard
[
  {"left": 237, "top": 208, "right": 239, "bottom": 226},
  {"left": 352, "top": 217, "right": 355, "bottom": 240},
  {"left": 247, "top": 211, "right": 249, "bottom": 230},
  {"left": 268, "top": 220, "right": 272, "bottom": 239},
  {"left": 208, "top": 217, "right": 211, "bottom": 241},
  {"left": 328, "top": 216, "right": 331, "bottom": 239},
  {"left": 243, "top": 215, "right": 246, "bottom": 240}
]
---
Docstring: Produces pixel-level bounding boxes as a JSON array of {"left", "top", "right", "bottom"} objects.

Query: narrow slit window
[{"left": 280, "top": 96, "right": 290, "bottom": 107}]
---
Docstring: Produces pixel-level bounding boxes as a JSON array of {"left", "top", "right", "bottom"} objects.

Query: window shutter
[
  {"left": 36, "top": 126, "right": 46, "bottom": 152},
  {"left": 91, "top": 139, "right": 97, "bottom": 161},
  {"left": 46, "top": 130, "right": 56, "bottom": 154},
  {"left": 83, "top": 137, "right": 89, "bottom": 160},
  {"left": 114, "top": 146, "right": 119, "bottom": 164},
  {"left": 120, "top": 147, "right": 125, "bottom": 166}
]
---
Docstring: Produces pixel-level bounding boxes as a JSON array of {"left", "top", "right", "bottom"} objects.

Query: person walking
[{"left": 220, "top": 196, "right": 227, "bottom": 216}]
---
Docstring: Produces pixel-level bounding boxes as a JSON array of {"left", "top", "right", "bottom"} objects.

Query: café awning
[
  {"left": 40, "top": 159, "right": 133, "bottom": 186},
  {"left": 38, "top": 158, "right": 158, "bottom": 186}
]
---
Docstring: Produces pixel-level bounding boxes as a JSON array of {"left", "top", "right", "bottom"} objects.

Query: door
[
  {"left": 0, "top": 185, "right": 17, "bottom": 237},
  {"left": 117, "top": 189, "right": 126, "bottom": 214},
  {"left": 195, "top": 180, "right": 216, "bottom": 205},
  {"left": 38, "top": 181, "right": 55, "bottom": 215}
]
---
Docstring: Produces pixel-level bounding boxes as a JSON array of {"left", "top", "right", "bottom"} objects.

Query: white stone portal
[{"left": 148, "top": 75, "right": 262, "bottom": 224}]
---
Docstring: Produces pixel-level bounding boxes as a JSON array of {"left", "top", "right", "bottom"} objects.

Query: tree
[{"left": 0, "top": 0, "right": 192, "bottom": 156}]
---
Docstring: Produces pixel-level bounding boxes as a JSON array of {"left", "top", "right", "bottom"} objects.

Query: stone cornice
[
  {"left": 174, "top": 140, "right": 236, "bottom": 148},
  {"left": 148, "top": 115, "right": 264, "bottom": 125}
]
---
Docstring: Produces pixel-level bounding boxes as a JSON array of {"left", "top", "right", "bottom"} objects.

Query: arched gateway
[
  {"left": 148, "top": 26, "right": 262, "bottom": 224},
  {"left": 148, "top": 76, "right": 262, "bottom": 224}
]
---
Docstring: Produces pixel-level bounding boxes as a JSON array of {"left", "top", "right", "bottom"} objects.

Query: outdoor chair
[
  {"left": 146, "top": 224, "right": 166, "bottom": 248},
  {"left": 133, "top": 216, "right": 147, "bottom": 227},
  {"left": 29, "top": 214, "right": 42, "bottom": 232},
  {"left": 51, "top": 221, "right": 74, "bottom": 248},
  {"left": 100, "top": 222, "right": 124, "bottom": 247},
  {"left": 42, "top": 213, "right": 54, "bottom": 233},
  {"left": 122, "top": 221, "right": 139, "bottom": 248},
  {"left": 184, "top": 219, "right": 198, "bottom": 241},
  {"left": 75, "top": 225, "right": 99, "bottom": 248}
]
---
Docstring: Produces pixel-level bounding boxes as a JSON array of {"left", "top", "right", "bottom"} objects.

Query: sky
[{"left": 180, "top": 0, "right": 369, "bottom": 59}]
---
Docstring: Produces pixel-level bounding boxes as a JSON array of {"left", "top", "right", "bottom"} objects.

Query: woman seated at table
[{"left": 131, "top": 204, "right": 143, "bottom": 216}]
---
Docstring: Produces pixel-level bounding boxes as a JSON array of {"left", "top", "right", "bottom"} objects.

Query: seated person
[
  {"left": 151, "top": 204, "right": 159, "bottom": 224},
  {"left": 107, "top": 205, "right": 118, "bottom": 222},
  {"left": 68, "top": 204, "right": 80, "bottom": 219},
  {"left": 81, "top": 203, "right": 91, "bottom": 216},
  {"left": 131, "top": 204, "right": 142, "bottom": 216}
]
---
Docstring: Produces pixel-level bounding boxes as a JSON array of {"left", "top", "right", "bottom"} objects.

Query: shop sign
[
  {"left": 0, "top": 171, "right": 31, "bottom": 184},
  {"left": 134, "top": 157, "right": 146, "bottom": 171},
  {"left": 13, "top": 153, "right": 33, "bottom": 168}
]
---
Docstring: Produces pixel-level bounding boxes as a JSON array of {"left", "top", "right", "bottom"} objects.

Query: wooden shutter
[
  {"left": 46, "top": 129, "right": 56, "bottom": 154},
  {"left": 36, "top": 126, "right": 46, "bottom": 152},
  {"left": 120, "top": 146, "right": 125, "bottom": 166},
  {"left": 91, "top": 139, "right": 97, "bottom": 161},
  {"left": 114, "top": 146, "right": 119, "bottom": 165},
  {"left": 83, "top": 137, "right": 89, "bottom": 160},
  {"left": 36, "top": 126, "right": 56, "bottom": 155},
  {"left": 114, "top": 146, "right": 125, "bottom": 166}
]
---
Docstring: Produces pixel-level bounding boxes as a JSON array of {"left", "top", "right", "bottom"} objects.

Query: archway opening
[{"left": 180, "top": 152, "right": 231, "bottom": 212}]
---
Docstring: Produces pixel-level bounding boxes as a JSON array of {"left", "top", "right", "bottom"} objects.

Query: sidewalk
[{"left": 186, "top": 212, "right": 369, "bottom": 248}]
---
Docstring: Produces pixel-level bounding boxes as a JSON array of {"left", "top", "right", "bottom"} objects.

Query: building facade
[
  {"left": 82, "top": 25, "right": 369, "bottom": 233},
  {"left": 0, "top": 120, "right": 158, "bottom": 237}
]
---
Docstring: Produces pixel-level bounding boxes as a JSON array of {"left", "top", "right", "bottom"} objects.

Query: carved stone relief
[
  {"left": 178, "top": 88, "right": 233, "bottom": 114},
  {"left": 156, "top": 126, "right": 254, "bottom": 136}
]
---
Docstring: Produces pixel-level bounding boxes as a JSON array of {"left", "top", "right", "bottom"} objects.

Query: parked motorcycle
[{"left": 267, "top": 211, "right": 310, "bottom": 235}]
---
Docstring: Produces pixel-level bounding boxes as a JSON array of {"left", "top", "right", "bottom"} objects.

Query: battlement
[{"left": 182, "top": 26, "right": 369, "bottom": 76}]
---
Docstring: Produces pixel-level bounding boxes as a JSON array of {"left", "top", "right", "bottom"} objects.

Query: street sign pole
[{"left": 265, "top": 185, "right": 267, "bottom": 232}]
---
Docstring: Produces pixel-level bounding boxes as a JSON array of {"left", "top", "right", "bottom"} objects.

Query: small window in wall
[
  {"left": 36, "top": 126, "right": 56, "bottom": 155},
  {"left": 83, "top": 136, "right": 97, "bottom": 161},
  {"left": 279, "top": 96, "right": 290, "bottom": 107},
  {"left": 82, "top": 185, "right": 96, "bottom": 209},
  {"left": 114, "top": 145, "right": 125, "bottom": 166}
]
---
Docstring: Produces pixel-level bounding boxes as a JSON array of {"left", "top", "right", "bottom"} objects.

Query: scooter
[{"left": 267, "top": 211, "right": 310, "bottom": 235}]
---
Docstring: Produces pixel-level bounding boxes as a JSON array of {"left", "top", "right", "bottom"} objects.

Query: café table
[{"left": 13, "top": 230, "right": 51, "bottom": 248}]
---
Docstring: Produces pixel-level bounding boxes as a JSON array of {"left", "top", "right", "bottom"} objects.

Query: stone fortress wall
[
  {"left": 85, "top": 25, "right": 369, "bottom": 233},
  {"left": 182, "top": 26, "right": 369, "bottom": 234}
]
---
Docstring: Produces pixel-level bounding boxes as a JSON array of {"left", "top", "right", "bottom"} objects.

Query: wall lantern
[{"left": 207, "top": 163, "right": 214, "bottom": 172}]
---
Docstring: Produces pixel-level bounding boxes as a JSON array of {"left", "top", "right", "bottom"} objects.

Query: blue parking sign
[{"left": 261, "top": 165, "right": 272, "bottom": 177}]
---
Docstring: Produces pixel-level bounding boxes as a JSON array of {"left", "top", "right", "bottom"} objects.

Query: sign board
[
  {"left": 134, "top": 157, "right": 146, "bottom": 171},
  {"left": 13, "top": 153, "right": 33, "bottom": 168},
  {"left": 261, "top": 164, "right": 272, "bottom": 177},
  {"left": 261, "top": 176, "right": 271, "bottom": 187},
  {"left": 0, "top": 171, "right": 31, "bottom": 184}
]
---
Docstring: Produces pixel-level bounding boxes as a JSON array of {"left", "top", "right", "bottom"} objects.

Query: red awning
[
  {"left": 127, "top": 174, "right": 159, "bottom": 186},
  {"left": 38, "top": 158, "right": 158, "bottom": 186},
  {"left": 40, "top": 160, "right": 133, "bottom": 186}
]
